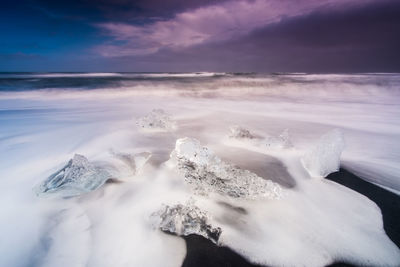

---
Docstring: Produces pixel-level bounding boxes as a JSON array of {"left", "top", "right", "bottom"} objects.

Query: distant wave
[
  {"left": 0, "top": 72, "right": 227, "bottom": 79},
  {"left": 0, "top": 72, "right": 123, "bottom": 78}
]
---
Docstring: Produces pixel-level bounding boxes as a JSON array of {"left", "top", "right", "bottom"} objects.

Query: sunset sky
[{"left": 1, "top": 0, "right": 399, "bottom": 72}]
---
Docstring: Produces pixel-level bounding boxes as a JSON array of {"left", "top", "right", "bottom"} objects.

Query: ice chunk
[
  {"left": 229, "top": 126, "right": 292, "bottom": 149},
  {"left": 173, "top": 137, "right": 214, "bottom": 167},
  {"left": 111, "top": 151, "right": 152, "bottom": 175},
  {"left": 301, "top": 129, "right": 345, "bottom": 178},
  {"left": 136, "top": 109, "right": 176, "bottom": 131},
  {"left": 278, "top": 129, "right": 293, "bottom": 149},
  {"left": 262, "top": 129, "right": 293, "bottom": 149},
  {"left": 36, "top": 154, "right": 112, "bottom": 197},
  {"left": 229, "top": 125, "right": 256, "bottom": 139},
  {"left": 152, "top": 200, "right": 221, "bottom": 244},
  {"left": 170, "top": 137, "right": 282, "bottom": 200}
]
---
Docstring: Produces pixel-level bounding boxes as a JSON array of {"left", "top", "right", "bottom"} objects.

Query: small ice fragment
[
  {"left": 136, "top": 109, "right": 176, "bottom": 131},
  {"left": 228, "top": 126, "right": 292, "bottom": 149},
  {"left": 170, "top": 137, "right": 282, "bottom": 199},
  {"left": 111, "top": 151, "right": 152, "bottom": 175},
  {"left": 301, "top": 129, "right": 345, "bottom": 178},
  {"left": 133, "top": 152, "right": 152, "bottom": 172},
  {"left": 262, "top": 129, "right": 293, "bottom": 149},
  {"left": 278, "top": 129, "right": 293, "bottom": 149},
  {"left": 36, "top": 154, "right": 112, "bottom": 197},
  {"left": 151, "top": 200, "right": 221, "bottom": 244},
  {"left": 229, "top": 125, "right": 256, "bottom": 139}
]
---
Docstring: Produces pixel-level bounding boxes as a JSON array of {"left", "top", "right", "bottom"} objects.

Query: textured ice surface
[
  {"left": 136, "top": 109, "right": 176, "bottom": 131},
  {"left": 302, "top": 129, "right": 345, "bottom": 177},
  {"left": 152, "top": 200, "right": 221, "bottom": 244},
  {"left": 229, "top": 126, "right": 292, "bottom": 150},
  {"left": 36, "top": 154, "right": 112, "bottom": 197},
  {"left": 170, "top": 137, "right": 282, "bottom": 199}
]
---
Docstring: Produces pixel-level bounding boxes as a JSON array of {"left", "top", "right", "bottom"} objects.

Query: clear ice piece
[
  {"left": 36, "top": 154, "right": 112, "bottom": 197},
  {"left": 278, "top": 129, "right": 293, "bottom": 149},
  {"left": 111, "top": 151, "right": 152, "bottom": 175},
  {"left": 262, "top": 129, "right": 293, "bottom": 149},
  {"left": 170, "top": 137, "right": 282, "bottom": 199},
  {"left": 152, "top": 200, "right": 221, "bottom": 244},
  {"left": 136, "top": 109, "right": 176, "bottom": 131},
  {"left": 301, "top": 129, "right": 345, "bottom": 178}
]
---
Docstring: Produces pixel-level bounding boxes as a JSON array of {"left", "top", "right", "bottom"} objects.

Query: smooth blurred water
[
  {"left": 0, "top": 72, "right": 399, "bottom": 267},
  {"left": 1, "top": 72, "right": 399, "bottom": 192}
]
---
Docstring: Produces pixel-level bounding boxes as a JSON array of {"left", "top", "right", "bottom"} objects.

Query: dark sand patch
[{"left": 182, "top": 234, "right": 264, "bottom": 267}]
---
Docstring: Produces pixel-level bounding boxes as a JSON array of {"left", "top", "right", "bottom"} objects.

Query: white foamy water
[{"left": 0, "top": 73, "right": 399, "bottom": 266}]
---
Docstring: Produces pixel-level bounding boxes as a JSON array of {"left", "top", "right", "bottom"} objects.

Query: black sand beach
[{"left": 181, "top": 169, "right": 400, "bottom": 267}]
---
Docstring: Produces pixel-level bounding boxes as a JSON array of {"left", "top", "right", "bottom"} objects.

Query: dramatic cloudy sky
[{"left": 1, "top": 0, "right": 399, "bottom": 72}]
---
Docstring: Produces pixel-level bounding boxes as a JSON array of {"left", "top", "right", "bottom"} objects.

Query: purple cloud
[{"left": 94, "top": 0, "right": 376, "bottom": 57}]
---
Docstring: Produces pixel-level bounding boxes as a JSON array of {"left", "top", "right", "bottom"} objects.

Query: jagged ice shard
[
  {"left": 169, "top": 137, "right": 282, "bottom": 199},
  {"left": 152, "top": 200, "right": 222, "bottom": 244},
  {"left": 301, "top": 129, "right": 345, "bottom": 178},
  {"left": 36, "top": 154, "right": 112, "bottom": 197}
]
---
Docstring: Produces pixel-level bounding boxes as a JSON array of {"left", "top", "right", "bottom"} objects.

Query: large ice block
[
  {"left": 170, "top": 137, "right": 282, "bottom": 200},
  {"left": 152, "top": 200, "right": 221, "bottom": 244},
  {"left": 301, "top": 129, "right": 345, "bottom": 178},
  {"left": 36, "top": 154, "right": 112, "bottom": 197}
]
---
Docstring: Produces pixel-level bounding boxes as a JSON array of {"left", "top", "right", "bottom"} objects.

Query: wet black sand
[
  {"left": 181, "top": 168, "right": 400, "bottom": 267},
  {"left": 326, "top": 168, "right": 400, "bottom": 267},
  {"left": 182, "top": 234, "right": 264, "bottom": 267}
]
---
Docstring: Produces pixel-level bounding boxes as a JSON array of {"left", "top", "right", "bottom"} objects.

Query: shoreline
[
  {"left": 326, "top": 169, "right": 400, "bottom": 250},
  {"left": 180, "top": 168, "right": 400, "bottom": 267}
]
